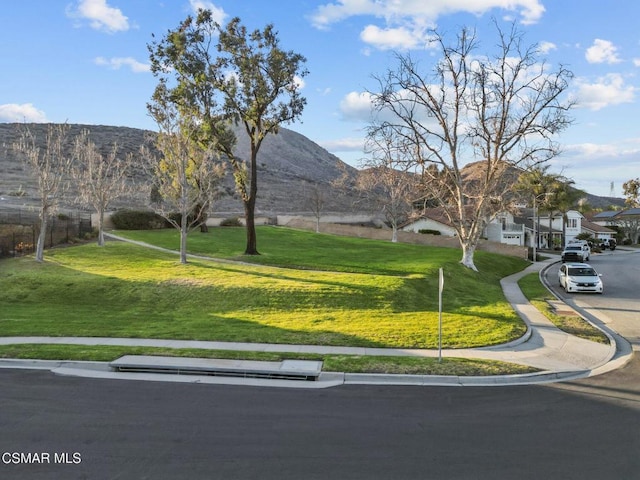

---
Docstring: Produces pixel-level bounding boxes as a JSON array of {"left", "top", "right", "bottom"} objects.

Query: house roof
[
  {"left": 581, "top": 219, "right": 616, "bottom": 234},
  {"left": 513, "top": 215, "right": 561, "bottom": 233},
  {"left": 593, "top": 210, "right": 621, "bottom": 219},
  {"left": 404, "top": 208, "right": 455, "bottom": 228},
  {"left": 593, "top": 208, "right": 640, "bottom": 219}
]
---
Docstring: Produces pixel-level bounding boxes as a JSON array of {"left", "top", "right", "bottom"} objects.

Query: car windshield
[
  {"left": 568, "top": 267, "right": 596, "bottom": 276},
  {"left": 565, "top": 246, "right": 581, "bottom": 251}
]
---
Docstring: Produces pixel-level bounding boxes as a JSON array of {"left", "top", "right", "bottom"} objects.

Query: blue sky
[{"left": 1, "top": 0, "right": 639, "bottom": 198}]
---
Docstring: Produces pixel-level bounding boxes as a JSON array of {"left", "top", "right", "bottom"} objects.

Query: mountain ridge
[
  {"left": 0, "top": 123, "right": 625, "bottom": 216},
  {"left": 0, "top": 122, "right": 360, "bottom": 215}
]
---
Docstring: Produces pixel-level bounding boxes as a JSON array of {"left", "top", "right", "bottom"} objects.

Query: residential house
[
  {"left": 580, "top": 219, "right": 616, "bottom": 243},
  {"left": 402, "top": 208, "right": 528, "bottom": 246},
  {"left": 401, "top": 208, "right": 458, "bottom": 237},
  {"left": 592, "top": 208, "right": 640, "bottom": 243},
  {"left": 484, "top": 211, "right": 525, "bottom": 246},
  {"left": 404, "top": 207, "right": 607, "bottom": 249}
]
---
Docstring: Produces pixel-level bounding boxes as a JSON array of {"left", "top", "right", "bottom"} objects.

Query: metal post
[
  {"left": 533, "top": 199, "right": 537, "bottom": 262},
  {"left": 438, "top": 267, "right": 443, "bottom": 363}
]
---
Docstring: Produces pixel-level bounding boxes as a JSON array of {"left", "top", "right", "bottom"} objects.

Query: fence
[{"left": 0, "top": 208, "right": 93, "bottom": 258}]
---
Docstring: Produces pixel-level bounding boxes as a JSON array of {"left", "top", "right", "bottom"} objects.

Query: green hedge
[{"left": 111, "top": 209, "right": 166, "bottom": 230}]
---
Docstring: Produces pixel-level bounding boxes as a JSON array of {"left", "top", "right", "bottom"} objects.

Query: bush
[
  {"left": 418, "top": 229, "right": 441, "bottom": 235},
  {"left": 166, "top": 211, "right": 199, "bottom": 227},
  {"left": 220, "top": 217, "right": 243, "bottom": 227},
  {"left": 111, "top": 209, "right": 166, "bottom": 230}
]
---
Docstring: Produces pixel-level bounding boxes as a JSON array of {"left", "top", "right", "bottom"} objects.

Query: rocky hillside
[
  {"left": 0, "top": 123, "right": 360, "bottom": 216},
  {"left": 0, "top": 122, "right": 625, "bottom": 218}
]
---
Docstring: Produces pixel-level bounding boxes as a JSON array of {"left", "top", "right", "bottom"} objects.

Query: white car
[
  {"left": 558, "top": 263, "right": 603, "bottom": 294},
  {"left": 561, "top": 242, "right": 590, "bottom": 262}
]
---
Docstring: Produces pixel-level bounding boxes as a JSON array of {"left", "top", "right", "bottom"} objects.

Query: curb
[{"left": 0, "top": 358, "right": 594, "bottom": 389}]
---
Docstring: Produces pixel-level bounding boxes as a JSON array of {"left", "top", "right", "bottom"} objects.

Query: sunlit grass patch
[{"left": 0, "top": 227, "right": 529, "bottom": 349}]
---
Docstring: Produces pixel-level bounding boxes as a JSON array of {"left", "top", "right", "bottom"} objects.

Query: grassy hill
[{"left": 0, "top": 227, "right": 529, "bottom": 349}]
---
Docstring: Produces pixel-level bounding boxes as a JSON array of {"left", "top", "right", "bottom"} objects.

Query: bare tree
[
  {"left": 303, "top": 182, "right": 325, "bottom": 233},
  {"left": 71, "top": 129, "right": 134, "bottom": 246},
  {"left": 368, "top": 22, "right": 573, "bottom": 270},
  {"left": 359, "top": 129, "right": 420, "bottom": 242},
  {"left": 13, "top": 124, "right": 72, "bottom": 262},
  {"left": 145, "top": 93, "right": 225, "bottom": 264}
]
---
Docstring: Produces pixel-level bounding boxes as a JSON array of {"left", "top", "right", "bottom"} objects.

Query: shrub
[
  {"left": 166, "top": 211, "right": 199, "bottom": 227},
  {"left": 111, "top": 209, "right": 166, "bottom": 230},
  {"left": 220, "top": 217, "right": 243, "bottom": 227},
  {"left": 418, "top": 229, "right": 441, "bottom": 235}
]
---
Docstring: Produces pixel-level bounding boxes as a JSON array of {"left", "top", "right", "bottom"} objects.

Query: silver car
[{"left": 558, "top": 263, "right": 603, "bottom": 294}]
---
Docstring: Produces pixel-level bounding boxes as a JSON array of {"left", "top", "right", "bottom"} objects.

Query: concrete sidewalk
[{"left": 0, "top": 256, "right": 633, "bottom": 388}]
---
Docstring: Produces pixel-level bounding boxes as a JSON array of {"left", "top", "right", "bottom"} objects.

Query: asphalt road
[
  {"left": 1, "top": 361, "right": 639, "bottom": 480},
  {"left": 545, "top": 249, "right": 640, "bottom": 347}
]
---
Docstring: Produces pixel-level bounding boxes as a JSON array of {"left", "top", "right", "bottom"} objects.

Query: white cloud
[
  {"left": 291, "top": 75, "right": 306, "bottom": 90},
  {"left": 574, "top": 74, "right": 635, "bottom": 110},
  {"left": 538, "top": 41, "right": 556, "bottom": 54},
  {"left": 557, "top": 142, "right": 640, "bottom": 196},
  {"left": 189, "top": 0, "right": 227, "bottom": 25},
  {"left": 0, "top": 103, "right": 48, "bottom": 122},
  {"left": 95, "top": 56, "right": 150, "bottom": 73},
  {"left": 585, "top": 39, "right": 621, "bottom": 64},
  {"left": 309, "top": 0, "right": 545, "bottom": 33},
  {"left": 339, "top": 91, "right": 374, "bottom": 121},
  {"left": 360, "top": 24, "right": 427, "bottom": 50},
  {"left": 67, "top": 0, "right": 129, "bottom": 33},
  {"left": 321, "top": 137, "right": 365, "bottom": 152}
]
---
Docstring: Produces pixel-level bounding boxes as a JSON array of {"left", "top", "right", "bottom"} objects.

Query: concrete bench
[{"left": 110, "top": 355, "right": 323, "bottom": 381}]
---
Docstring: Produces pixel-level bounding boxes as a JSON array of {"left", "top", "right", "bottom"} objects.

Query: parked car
[
  {"left": 558, "top": 263, "right": 603, "bottom": 294},
  {"left": 601, "top": 238, "right": 617, "bottom": 250},
  {"left": 561, "top": 243, "right": 590, "bottom": 262}
]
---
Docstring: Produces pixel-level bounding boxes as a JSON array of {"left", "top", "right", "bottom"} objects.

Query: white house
[
  {"left": 484, "top": 211, "right": 525, "bottom": 246},
  {"left": 403, "top": 207, "right": 615, "bottom": 249},
  {"left": 401, "top": 208, "right": 458, "bottom": 237}
]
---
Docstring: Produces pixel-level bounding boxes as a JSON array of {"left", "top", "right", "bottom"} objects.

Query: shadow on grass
[{"left": 0, "top": 254, "right": 388, "bottom": 348}]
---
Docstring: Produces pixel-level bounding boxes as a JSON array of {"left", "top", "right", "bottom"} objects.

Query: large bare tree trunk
[{"left": 460, "top": 241, "right": 478, "bottom": 271}]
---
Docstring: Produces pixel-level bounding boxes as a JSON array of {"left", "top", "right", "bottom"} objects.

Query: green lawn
[{"left": 1, "top": 227, "right": 529, "bottom": 349}]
